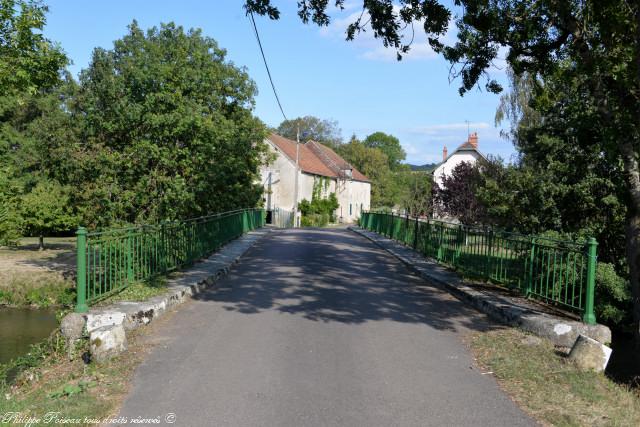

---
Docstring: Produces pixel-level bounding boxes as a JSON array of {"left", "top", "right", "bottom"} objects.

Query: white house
[
  {"left": 260, "top": 133, "right": 371, "bottom": 225},
  {"left": 432, "top": 132, "right": 487, "bottom": 188},
  {"left": 431, "top": 132, "right": 487, "bottom": 221}
]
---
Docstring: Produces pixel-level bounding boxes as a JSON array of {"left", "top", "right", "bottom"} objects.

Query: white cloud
[
  {"left": 320, "top": 7, "right": 456, "bottom": 62},
  {"left": 408, "top": 122, "right": 492, "bottom": 136}
]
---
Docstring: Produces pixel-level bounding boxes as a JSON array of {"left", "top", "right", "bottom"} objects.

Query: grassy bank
[
  {"left": 0, "top": 306, "right": 178, "bottom": 425},
  {"left": 470, "top": 328, "right": 640, "bottom": 426},
  {"left": 0, "top": 270, "right": 74, "bottom": 308},
  {"left": 0, "top": 237, "right": 76, "bottom": 308}
]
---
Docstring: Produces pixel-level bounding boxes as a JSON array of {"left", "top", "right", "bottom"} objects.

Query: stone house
[{"left": 260, "top": 133, "right": 371, "bottom": 225}]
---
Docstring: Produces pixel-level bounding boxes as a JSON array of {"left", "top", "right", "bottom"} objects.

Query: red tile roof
[{"left": 267, "top": 133, "right": 371, "bottom": 183}]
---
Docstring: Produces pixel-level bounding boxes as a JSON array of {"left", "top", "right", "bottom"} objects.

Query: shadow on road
[{"left": 192, "top": 228, "right": 499, "bottom": 334}]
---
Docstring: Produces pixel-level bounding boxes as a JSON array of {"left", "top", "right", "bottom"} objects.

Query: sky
[{"left": 43, "top": 0, "right": 517, "bottom": 165}]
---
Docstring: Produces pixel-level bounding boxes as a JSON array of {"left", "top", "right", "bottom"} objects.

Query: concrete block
[
  {"left": 85, "top": 311, "right": 126, "bottom": 333},
  {"left": 568, "top": 334, "right": 612, "bottom": 373},
  {"left": 90, "top": 324, "right": 127, "bottom": 363}
]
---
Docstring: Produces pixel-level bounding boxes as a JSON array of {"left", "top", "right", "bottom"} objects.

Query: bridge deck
[{"left": 119, "top": 228, "right": 533, "bottom": 426}]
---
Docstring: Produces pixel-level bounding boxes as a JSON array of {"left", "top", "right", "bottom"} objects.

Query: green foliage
[
  {"left": 396, "top": 171, "right": 432, "bottom": 217},
  {"left": 0, "top": 192, "right": 21, "bottom": 245},
  {"left": 74, "top": 21, "right": 267, "bottom": 226},
  {"left": 363, "top": 131, "right": 406, "bottom": 170},
  {"left": 20, "top": 180, "right": 76, "bottom": 243},
  {"left": 0, "top": 0, "right": 68, "bottom": 96},
  {"left": 338, "top": 136, "right": 398, "bottom": 208},
  {"left": 298, "top": 178, "right": 339, "bottom": 227},
  {"left": 276, "top": 116, "right": 342, "bottom": 149},
  {"left": 1, "top": 20, "right": 268, "bottom": 232},
  {"left": 48, "top": 380, "right": 97, "bottom": 399},
  {"left": 595, "top": 263, "right": 631, "bottom": 326}
]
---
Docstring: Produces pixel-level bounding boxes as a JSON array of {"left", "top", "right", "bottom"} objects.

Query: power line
[{"left": 248, "top": 11, "right": 288, "bottom": 122}]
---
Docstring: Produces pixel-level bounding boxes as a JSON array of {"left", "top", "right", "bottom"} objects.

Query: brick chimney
[
  {"left": 442, "top": 145, "right": 448, "bottom": 161},
  {"left": 468, "top": 132, "right": 478, "bottom": 149}
]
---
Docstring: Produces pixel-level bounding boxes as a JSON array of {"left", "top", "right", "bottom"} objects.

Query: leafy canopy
[
  {"left": 276, "top": 116, "right": 342, "bottom": 149},
  {"left": 75, "top": 21, "right": 268, "bottom": 225},
  {"left": 363, "top": 131, "right": 406, "bottom": 170},
  {"left": 0, "top": 0, "right": 67, "bottom": 95}
]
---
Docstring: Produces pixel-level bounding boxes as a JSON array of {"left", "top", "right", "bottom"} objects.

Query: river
[{"left": 0, "top": 307, "right": 58, "bottom": 366}]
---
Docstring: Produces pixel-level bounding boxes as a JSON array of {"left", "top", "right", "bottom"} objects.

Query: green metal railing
[
  {"left": 360, "top": 211, "right": 597, "bottom": 324},
  {"left": 75, "top": 208, "right": 265, "bottom": 312}
]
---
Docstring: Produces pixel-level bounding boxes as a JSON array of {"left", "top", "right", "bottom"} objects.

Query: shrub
[{"left": 595, "top": 262, "right": 631, "bottom": 327}]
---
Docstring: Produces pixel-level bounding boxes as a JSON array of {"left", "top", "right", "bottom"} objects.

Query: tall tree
[
  {"left": 398, "top": 171, "right": 432, "bottom": 217},
  {"left": 435, "top": 161, "right": 486, "bottom": 225},
  {"left": 337, "top": 136, "right": 399, "bottom": 208},
  {"left": 0, "top": 0, "right": 69, "bottom": 243},
  {"left": 0, "top": 0, "right": 67, "bottom": 96},
  {"left": 20, "top": 180, "right": 76, "bottom": 249},
  {"left": 276, "top": 116, "right": 342, "bottom": 149},
  {"left": 75, "top": 21, "right": 268, "bottom": 225},
  {"left": 363, "top": 131, "right": 405, "bottom": 170}
]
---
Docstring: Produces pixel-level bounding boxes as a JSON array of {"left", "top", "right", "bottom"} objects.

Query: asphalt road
[{"left": 119, "top": 228, "right": 534, "bottom": 426}]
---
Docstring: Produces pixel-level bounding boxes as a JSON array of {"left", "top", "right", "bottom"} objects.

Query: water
[{"left": 0, "top": 307, "right": 58, "bottom": 366}]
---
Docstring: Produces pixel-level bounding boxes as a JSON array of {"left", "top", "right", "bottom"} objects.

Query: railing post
[
  {"left": 75, "top": 227, "right": 88, "bottom": 313},
  {"left": 526, "top": 237, "right": 536, "bottom": 296},
  {"left": 486, "top": 230, "right": 493, "bottom": 278},
  {"left": 413, "top": 216, "right": 419, "bottom": 250},
  {"left": 437, "top": 222, "right": 444, "bottom": 261},
  {"left": 583, "top": 237, "right": 598, "bottom": 325},
  {"left": 455, "top": 224, "right": 462, "bottom": 264},
  {"left": 127, "top": 230, "right": 134, "bottom": 283}
]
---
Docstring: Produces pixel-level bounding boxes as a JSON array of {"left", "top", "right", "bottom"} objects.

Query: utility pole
[{"left": 294, "top": 124, "right": 300, "bottom": 227}]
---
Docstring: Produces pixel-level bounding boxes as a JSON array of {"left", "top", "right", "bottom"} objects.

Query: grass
[
  {"left": 0, "top": 236, "right": 76, "bottom": 308},
  {"left": 0, "top": 270, "right": 75, "bottom": 308},
  {"left": 470, "top": 328, "right": 640, "bottom": 426},
  {"left": 96, "top": 276, "right": 169, "bottom": 305}
]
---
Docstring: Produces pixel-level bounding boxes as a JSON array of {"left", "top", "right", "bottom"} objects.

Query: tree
[
  {"left": 494, "top": 69, "right": 541, "bottom": 142},
  {"left": 20, "top": 180, "right": 76, "bottom": 249},
  {"left": 276, "top": 116, "right": 342, "bottom": 149},
  {"left": 247, "top": 0, "right": 640, "bottom": 347},
  {"left": 337, "top": 136, "right": 399, "bottom": 208},
  {"left": 75, "top": 21, "right": 268, "bottom": 225},
  {"left": 0, "top": 0, "right": 67, "bottom": 96},
  {"left": 363, "top": 131, "right": 405, "bottom": 170},
  {"left": 435, "top": 161, "right": 486, "bottom": 225},
  {"left": 397, "top": 171, "right": 432, "bottom": 217}
]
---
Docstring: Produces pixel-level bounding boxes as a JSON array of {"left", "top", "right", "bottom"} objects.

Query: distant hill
[{"left": 407, "top": 163, "right": 437, "bottom": 172}]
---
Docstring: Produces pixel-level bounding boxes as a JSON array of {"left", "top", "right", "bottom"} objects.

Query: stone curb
[
  {"left": 63, "top": 228, "right": 273, "bottom": 361},
  {"left": 349, "top": 226, "right": 611, "bottom": 347}
]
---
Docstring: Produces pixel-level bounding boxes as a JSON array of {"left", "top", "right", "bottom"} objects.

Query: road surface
[{"left": 119, "top": 228, "right": 533, "bottom": 426}]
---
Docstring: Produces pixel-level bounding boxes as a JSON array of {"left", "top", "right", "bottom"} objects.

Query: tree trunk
[
  {"left": 620, "top": 141, "right": 640, "bottom": 348},
  {"left": 38, "top": 235, "right": 44, "bottom": 251}
]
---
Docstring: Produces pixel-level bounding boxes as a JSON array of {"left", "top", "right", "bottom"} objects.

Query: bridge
[
  {"left": 71, "top": 210, "right": 603, "bottom": 425},
  {"left": 116, "top": 227, "right": 533, "bottom": 426}
]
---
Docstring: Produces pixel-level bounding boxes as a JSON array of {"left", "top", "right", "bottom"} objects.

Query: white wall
[
  {"left": 433, "top": 151, "right": 480, "bottom": 188},
  {"left": 335, "top": 179, "right": 371, "bottom": 223},
  {"left": 259, "top": 143, "right": 298, "bottom": 211}
]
